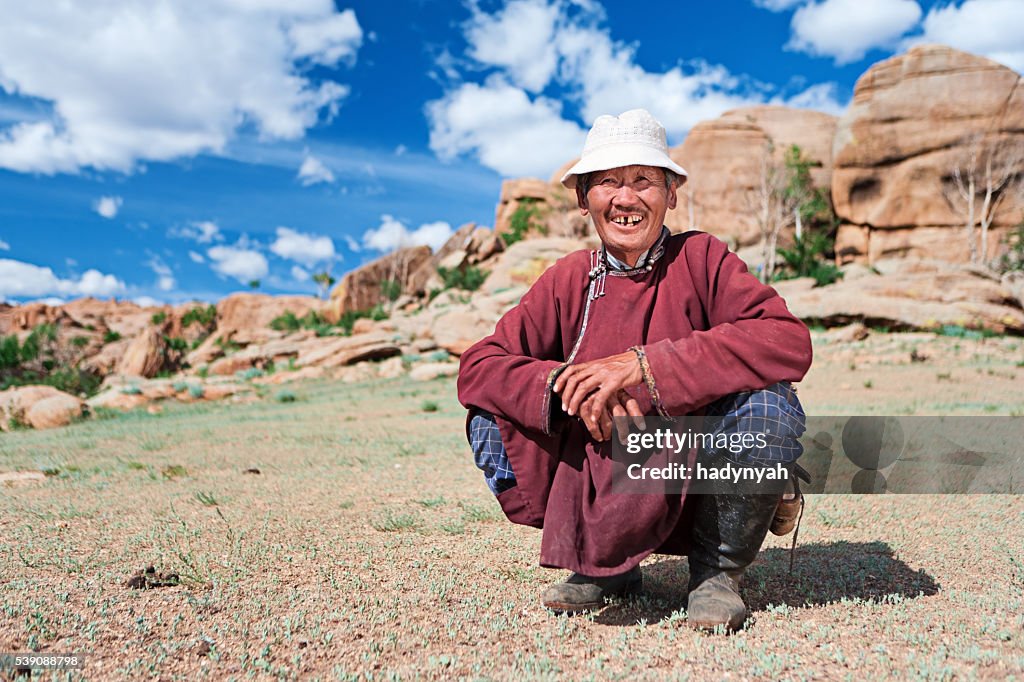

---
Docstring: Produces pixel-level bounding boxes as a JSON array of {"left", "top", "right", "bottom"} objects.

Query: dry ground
[{"left": 1, "top": 330, "right": 1023, "bottom": 680}]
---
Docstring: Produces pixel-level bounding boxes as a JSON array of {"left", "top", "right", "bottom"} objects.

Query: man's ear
[
  {"left": 575, "top": 185, "right": 589, "bottom": 216},
  {"left": 666, "top": 181, "right": 679, "bottom": 211}
]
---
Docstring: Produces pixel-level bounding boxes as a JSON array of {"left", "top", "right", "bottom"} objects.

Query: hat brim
[{"left": 560, "top": 144, "right": 688, "bottom": 189}]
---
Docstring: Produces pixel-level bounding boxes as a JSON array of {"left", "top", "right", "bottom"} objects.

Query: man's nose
[{"left": 611, "top": 184, "right": 640, "bottom": 206}]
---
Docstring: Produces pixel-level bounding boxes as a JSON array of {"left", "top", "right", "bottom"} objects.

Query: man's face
[{"left": 577, "top": 165, "right": 678, "bottom": 267}]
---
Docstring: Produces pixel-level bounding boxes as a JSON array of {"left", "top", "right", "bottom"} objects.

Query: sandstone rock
[
  {"left": 375, "top": 356, "right": 406, "bottom": 379},
  {"left": 295, "top": 331, "right": 402, "bottom": 368},
  {"left": 186, "top": 334, "right": 224, "bottom": 367},
  {"left": 832, "top": 45, "right": 1024, "bottom": 262},
  {"left": 25, "top": 394, "right": 84, "bottom": 429},
  {"left": 494, "top": 178, "right": 588, "bottom": 241},
  {"left": 430, "top": 309, "right": 496, "bottom": 356},
  {"left": 351, "top": 318, "right": 376, "bottom": 335},
  {"left": 327, "top": 246, "right": 432, "bottom": 321},
  {"left": 784, "top": 266, "right": 1024, "bottom": 333},
  {"left": 668, "top": 105, "right": 837, "bottom": 247},
  {"left": 0, "top": 385, "right": 68, "bottom": 430},
  {"left": 481, "top": 237, "right": 586, "bottom": 295},
  {"left": 81, "top": 338, "right": 131, "bottom": 375},
  {"left": 823, "top": 322, "right": 871, "bottom": 344},
  {"left": 409, "top": 362, "right": 459, "bottom": 381},
  {"left": 88, "top": 389, "right": 151, "bottom": 411},
  {"left": 216, "top": 293, "right": 323, "bottom": 345},
  {"left": 208, "top": 355, "right": 255, "bottom": 376},
  {"left": 254, "top": 366, "right": 325, "bottom": 385},
  {"left": 117, "top": 328, "right": 167, "bottom": 378}
]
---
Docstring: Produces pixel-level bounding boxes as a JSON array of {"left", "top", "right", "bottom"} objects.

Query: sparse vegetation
[
  {"left": 103, "top": 330, "right": 122, "bottom": 343},
  {"left": 151, "top": 311, "right": 167, "bottom": 325},
  {"left": 505, "top": 198, "right": 546, "bottom": 245},
  {"left": 437, "top": 265, "right": 488, "bottom": 292},
  {"left": 0, "top": 324, "right": 103, "bottom": 396},
  {"left": 380, "top": 278, "right": 402, "bottom": 302}
]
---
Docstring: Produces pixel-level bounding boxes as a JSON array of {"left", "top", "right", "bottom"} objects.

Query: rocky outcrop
[
  {"left": 493, "top": 178, "right": 588, "bottom": 241},
  {"left": 327, "top": 246, "right": 433, "bottom": 320},
  {"left": 480, "top": 237, "right": 587, "bottom": 295},
  {"left": 216, "top": 293, "right": 323, "bottom": 345},
  {"left": 832, "top": 45, "right": 1024, "bottom": 263},
  {"left": 776, "top": 259, "right": 1024, "bottom": 333},
  {"left": 667, "top": 105, "right": 838, "bottom": 247}
]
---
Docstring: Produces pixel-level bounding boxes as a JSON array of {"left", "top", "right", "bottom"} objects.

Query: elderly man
[{"left": 458, "top": 109, "right": 811, "bottom": 631}]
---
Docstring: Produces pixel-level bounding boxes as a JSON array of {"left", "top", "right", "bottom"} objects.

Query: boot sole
[{"left": 542, "top": 579, "right": 643, "bottom": 614}]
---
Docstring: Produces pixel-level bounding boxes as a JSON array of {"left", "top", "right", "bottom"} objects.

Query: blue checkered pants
[{"left": 468, "top": 382, "right": 806, "bottom": 496}]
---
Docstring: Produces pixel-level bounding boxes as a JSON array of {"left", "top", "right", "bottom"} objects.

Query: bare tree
[
  {"left": 945, "top": 133, "right": 1024, "bottom": 265},
  {"left": 744, "top": 143, "right": 810, "bottom": 283},
  {"left": 312, "top": 266, "right": 336, "bottom": 300}
]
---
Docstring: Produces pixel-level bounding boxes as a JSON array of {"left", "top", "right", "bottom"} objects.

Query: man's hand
[{"left": 553, "top": 351, "right": 646, "bottom": 440}]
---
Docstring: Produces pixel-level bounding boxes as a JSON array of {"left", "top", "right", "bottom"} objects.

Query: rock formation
[{"left": 832, "top": 45, "right": 1024, "bottom": 264}]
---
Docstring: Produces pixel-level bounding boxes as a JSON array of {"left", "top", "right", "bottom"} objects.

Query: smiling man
[{"left": 458, "top": 109, "right": 812, "bottom": 631}]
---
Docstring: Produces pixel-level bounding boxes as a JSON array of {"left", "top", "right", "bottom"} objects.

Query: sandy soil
[{"left": 0, "top": 330, "right": 1022, "bottom": 680}]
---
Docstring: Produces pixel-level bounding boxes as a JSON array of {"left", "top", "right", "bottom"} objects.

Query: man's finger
[
  {"left": 623, "top": 395, "right": 646, "bottom": 431},
  {"left": 610, "top": 400, "right": 629, "bottom": 445},
  {"left": 566, "top": 375, "right": 602, "bottom": 416}
]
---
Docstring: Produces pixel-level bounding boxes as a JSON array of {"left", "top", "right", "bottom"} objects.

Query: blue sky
[{"left": 1, "top": 0, "right": 1021, "bottom": 305}]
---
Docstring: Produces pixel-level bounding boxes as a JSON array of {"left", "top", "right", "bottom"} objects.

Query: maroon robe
[{"left": 457, "top": 230, "right": 812, "bottom": 576}]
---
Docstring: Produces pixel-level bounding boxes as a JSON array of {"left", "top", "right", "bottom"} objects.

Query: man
[{"left": 458, "top": 109, "right": 811, "bottom": 631}]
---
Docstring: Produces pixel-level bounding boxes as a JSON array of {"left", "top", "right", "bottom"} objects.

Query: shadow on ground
[{"left": 593, "top": 540, "right": 939, "bottom": 626}]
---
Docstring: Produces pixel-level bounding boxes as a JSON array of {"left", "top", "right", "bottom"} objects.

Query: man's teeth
[{"left": 612, "top": 215, "right": 642, "bottom": 225}]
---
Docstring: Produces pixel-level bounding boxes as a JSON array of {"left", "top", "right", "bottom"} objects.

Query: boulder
[
  {"left": 81, "top": 338, "right": 131, "bottom": 375},
  {"left": 295, "top": 331, "right": 403, "bottom": 368},
  {"left": 832, "top": 45, "right": 1024, "bottom": 263},
  {"left": 430, "top": 309, "right": 496, "bottom": 356},
  {"left": 117, "top": 328, "right": 167, "bottom": 378},
  {"left": 0, "top": 385, "right": 76, "bottom": 431},
  {"left": 667, "top": 105, "right": 838, "bottom": 247},
  {"left": 376, "top": 356, "right": 406, "bottom": 379},
  {"left": 25, "top": 394, "right": 84, "bottom": 429},
  {"left": 480, "top": 237, "right": 587, "bottom": 295},
  {"left": 409, "top": 362, "right": 459, "bottom": 381},
  {"left": 327, "top": 246, "right": 432, "bottom": 320},
  {"left": 216, "top": 293, "right": 323, "bottom": 345},
  {"left": 207, "top": 355, "right": 256, "bottom": 377}
]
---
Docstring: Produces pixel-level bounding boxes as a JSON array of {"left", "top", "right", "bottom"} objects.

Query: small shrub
[
  {"left": 380, "top": 278, "right": 402, "bottom": 302},
  {"left": 505, "top": 198, "right": 546, "bottom": 245},
  {"left": 71, "top": 336, "right": 90, "bottom": 348},
  {"left": 121, "top": 385, "right": 142, "bottom": 395},
  {"left": 371, "top": 510, "right": 420, "bottom": 532},
  {"left": 437, "top": 266, "right": 488, "bottom": 292},
  {"left": 237, "top": 367, "right": 265, "bottom": 381},
  {"left": 151, "top": 311, "right": 167, "bottom": 325},
  {"left": 270, "top": 311, "right": 301, "bottom": 332},
  {"left": 275, "top": 389, "right": 297, "bottom": 403},
  {"left": 172, "top": 381, "right": 188, "bottom": 393},
  {"left": 103, "top": 330, "right": 122, "bottom": 343},
  {"left": 188, "top": 384, "right": 204, "bottom": 399},
  {"left": 181, "top": 305, "right": 217, "bottom": 328},
  {"left": 164, "top": 336, "right": 188, "bottom": 353},
  {"left": 161, "top": 464, "right": 187, "bottom": 479},
  {"left": 421, "top": 400, "right": 439, "bottom": 413}
]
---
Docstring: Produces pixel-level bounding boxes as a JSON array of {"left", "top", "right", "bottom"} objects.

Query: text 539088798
[{"left": 0, "top": 653, "right": 86, "bottom": 670}]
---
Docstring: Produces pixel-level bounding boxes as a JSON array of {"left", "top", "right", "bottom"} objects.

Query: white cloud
[
  {"left": 362, "top": 215, "right": 453, "bottom": 253},
  {"left": 147, "top": 256, "right": 176, "bottom": 292},
  {"left": 780, "top": 82, "right": 846, "bottom": 115},
  {"left": 464, "top": 0, "right": 562, "bottom": 92},
  {"left": 429, "top": 0, "right": 843, "bottom": 177},
  {"left": 909, "top": 0, "right": 1024, "bottom": 72},
  {"left": 132, "top": 295, "right": 163, "bottom": 307},
  {"left": 291, "top": 265, "right": 310, "bottom": 281},
  {"left": 0, "top": 2, "right": 362, "bottom": 174},
  {"left": 343, "top": 235, "right": 362, "bottom": 252},
  {"left": 288, "top": 9, "right": 362, "bottom": 66},
  {"left": 94, "top": 195, "right": 123, "bottom": 219},
  {"left": 753, "top": 0, "right": 806, "bottom": 11},
  {"left": 172, "top": 220, "right": 222, "bottom": 244},
  {"left": 207, "top": 241, "right": 268, "bottom": 282},
  {"left": 297, "top": 154, "right": 336, "bottom": 185},
  {"left": 0, "top": 238, "right": 9, "bottom": 251},
  {"left": 394, "top": 144, "right": 407, "bottom": 156},
  {"left": 188, "top": 250, "right": 205, "bottom": 264},
  {"left": 0, "top": 258, "right": 125, "bottom": 299},
  {"left": 427, "top": 78, "right": 586, "bottom": 178},
  {"left": 269, "top": 226, "right": 335, "bottom": 267},
  {"left": 788, "top": 0, "right": 922, "bottom": 65}
]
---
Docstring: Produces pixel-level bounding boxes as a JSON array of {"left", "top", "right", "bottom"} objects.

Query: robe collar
[{"left": 601, "top": 226, "right": 670, "bottom": 275}]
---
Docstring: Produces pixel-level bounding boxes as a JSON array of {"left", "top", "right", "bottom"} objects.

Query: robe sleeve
[
  {"left": 457, "top": 266, "right": 570, "bottom": 436},
  {"left": 639, "top": 234, "right": 812, "bottom": 416}
]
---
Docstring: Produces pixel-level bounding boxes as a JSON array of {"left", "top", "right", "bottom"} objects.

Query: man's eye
[{"left": 599, "top": 178, "right": 616, "bottom": 186}]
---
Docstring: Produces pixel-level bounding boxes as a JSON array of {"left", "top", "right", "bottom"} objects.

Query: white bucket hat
[{"left": 560, "top": 108, "right": 688, "bottom": 189}]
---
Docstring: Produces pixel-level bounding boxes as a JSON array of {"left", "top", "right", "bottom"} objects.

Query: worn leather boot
[
  {"left": 687, "top": 493, "right": 779, "bottom": 631},
  {"left": 542, "top": 567, "right": 642, "bottom": 613}
]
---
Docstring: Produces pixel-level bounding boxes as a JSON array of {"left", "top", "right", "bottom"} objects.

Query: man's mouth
[{"left": 611, "top": 214, "right": 643, "bottom": 226}]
